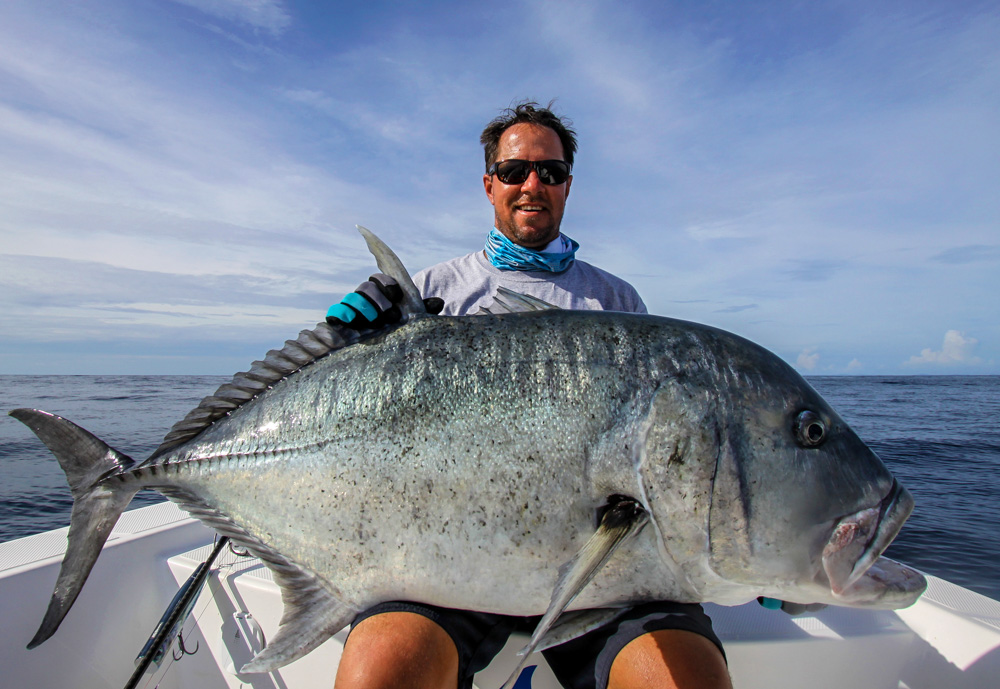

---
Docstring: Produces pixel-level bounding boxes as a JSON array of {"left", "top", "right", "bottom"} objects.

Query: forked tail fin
[{"left": 8, "top": 408, "right": 139, "bottom": 649}]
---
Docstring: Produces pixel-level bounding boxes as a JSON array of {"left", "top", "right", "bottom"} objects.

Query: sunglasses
[{"left": 488, "top": 159, "right": 572, "bottom": 186}]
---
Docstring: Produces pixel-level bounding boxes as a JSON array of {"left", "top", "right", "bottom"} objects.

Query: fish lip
[{"left": 822, "top": 479, "right": 914, "bottom": 596}]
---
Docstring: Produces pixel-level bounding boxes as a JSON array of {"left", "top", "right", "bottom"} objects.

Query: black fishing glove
[
  {"left": 326, "top": 274, "right": 444, "bottom": 329},
  {"left": 757, "top": 597, "right": 828, "bottom": 616}
]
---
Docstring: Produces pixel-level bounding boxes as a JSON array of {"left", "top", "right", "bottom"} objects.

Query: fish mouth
[{"left": 822, "top": 479, "right": 914, "bottom": 598}]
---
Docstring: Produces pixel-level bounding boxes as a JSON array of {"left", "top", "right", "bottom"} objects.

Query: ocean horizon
[{"left": 2, "top": 373, "right": 998, "bottom": 602}]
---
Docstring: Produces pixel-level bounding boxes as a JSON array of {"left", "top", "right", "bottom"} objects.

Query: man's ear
[{"left": 483, "top": 173, "right": 496, "bottom": 206}]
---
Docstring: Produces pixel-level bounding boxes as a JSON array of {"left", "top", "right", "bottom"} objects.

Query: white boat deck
[{"left": 2, "top": 502, "right": 998, "bottom": 688}]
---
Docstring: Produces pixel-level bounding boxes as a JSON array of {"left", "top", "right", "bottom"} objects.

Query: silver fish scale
[
  {"left": 133, "top": 311, "right": 699, "bottom": 614},
  {"left": 116, "top": 308, "right": 918, "bottom": 619}
]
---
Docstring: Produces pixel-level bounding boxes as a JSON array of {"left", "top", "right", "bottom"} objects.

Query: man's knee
[
  {"left": 334, "top": 611, "right": 460, "bottom": 689},
  {"left": 608, "top": 629, "right": 732, "bottom": 689}
]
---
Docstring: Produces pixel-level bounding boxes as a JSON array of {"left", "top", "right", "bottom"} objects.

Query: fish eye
[{"left": 794, "top": 410, "right": 827, "bottom": 447}]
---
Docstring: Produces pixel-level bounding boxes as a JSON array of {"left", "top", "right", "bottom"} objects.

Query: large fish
[{"left": 11, "top": 228, "right": 926, "bottom": 679}]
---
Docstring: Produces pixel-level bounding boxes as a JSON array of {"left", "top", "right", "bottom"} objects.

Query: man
[{"left": 328, "top": 102, "right": 732, "bottom": 689}]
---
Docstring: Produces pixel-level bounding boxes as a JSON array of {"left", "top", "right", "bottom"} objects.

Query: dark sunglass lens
[
  {"left": 535, "top": 161, "right": 569, "bottom": 185},
  {"left": 497, "top": 160, "right": 530, "bottom": 184}
]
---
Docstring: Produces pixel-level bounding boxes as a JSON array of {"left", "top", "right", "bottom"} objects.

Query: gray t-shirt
[{"left": 413, "top": 250, "right": 647, "bottom": 316}]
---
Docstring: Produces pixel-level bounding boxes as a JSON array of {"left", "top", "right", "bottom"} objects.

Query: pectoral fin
[
  {"left": 526, "top": 608, "right": 622, "bottom": 652},
  {"left": 500, "top": 497, "right": 649, "bottom": 689}
]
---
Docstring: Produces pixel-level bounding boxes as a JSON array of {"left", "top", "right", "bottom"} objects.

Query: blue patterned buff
[{"left": 484, "top": 228, "right": 580, "bottom": 272}]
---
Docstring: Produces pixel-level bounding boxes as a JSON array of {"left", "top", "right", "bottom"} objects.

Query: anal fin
[
  {"left": 158, "top": 488, "right": 357, "bottom": 673},
  {"left": 501, "top": 497, "right": 649, "bottom": 689},
  {"left": 240, "top": 571, "right": 356, "bottom": 673}
]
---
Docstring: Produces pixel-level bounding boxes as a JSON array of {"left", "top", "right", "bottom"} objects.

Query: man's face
[{"left": 484, "top": 123, "right": 572, "bottom": 248}]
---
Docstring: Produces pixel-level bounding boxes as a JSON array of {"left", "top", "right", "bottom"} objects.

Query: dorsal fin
[
  {"left": 475, "top": 287, "right": 561, "bottom": 315},
  {"left": 149, "top": 227, "right": 425, "bottom": 461},
  {"left": 357, "top": 225, "right": 426, "bottom": 321}
]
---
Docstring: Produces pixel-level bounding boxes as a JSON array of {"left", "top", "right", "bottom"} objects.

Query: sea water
[{"left": 1, "top": 374, "right": 998, "bottom": 601}]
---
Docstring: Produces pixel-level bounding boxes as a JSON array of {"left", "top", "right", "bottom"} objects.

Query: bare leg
[
  {"left": 608, "top": 629, "right": 733, "bottom": 689},
  {"left": 334, "top": 612, "right": 460, "bottom": 689}
]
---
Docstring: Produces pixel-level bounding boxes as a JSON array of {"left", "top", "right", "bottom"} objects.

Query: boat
[{"left": 1, "top": 501, "right": 997, "bottom": 688}]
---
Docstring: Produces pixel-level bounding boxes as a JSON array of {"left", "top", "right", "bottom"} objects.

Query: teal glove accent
[
  {"left": 326, "top": 303, "right": 359, "bottom": 324},
  {"left": 341, "top": 292, "right": 379, "bottom": 321},
  {"left": 759, "top": 597, "right": 783, "bottom": 610},
  {"left": 326, "top": 274, "right": 443, "bottom": 331}
]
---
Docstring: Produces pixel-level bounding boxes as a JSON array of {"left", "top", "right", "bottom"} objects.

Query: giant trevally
[{"left": 10, "top": 227, "right": 926, "bottom": 680}]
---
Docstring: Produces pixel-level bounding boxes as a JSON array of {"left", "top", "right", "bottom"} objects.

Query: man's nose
[{"left": 520, "top": 169, "right": 544, "bottom": 191}]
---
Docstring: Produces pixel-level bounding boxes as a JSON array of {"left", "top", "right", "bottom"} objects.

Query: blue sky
[{"left": 1, "top": 0, "right": 997, "bottom": 375}]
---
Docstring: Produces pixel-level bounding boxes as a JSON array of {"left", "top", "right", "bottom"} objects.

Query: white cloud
[
  {"left": 906, "top": 330, "right": 983, "bottom": 366},
  {"left": 170, "top": 0, "right": 292, "bottom": 36},
  {"left": 0, "top": 0, "right": 997, "bottom": 374},
  {"left": 796, "top": 348, "right": 820, "bottom": 371}
]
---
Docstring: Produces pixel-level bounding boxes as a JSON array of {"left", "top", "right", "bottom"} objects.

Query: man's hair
[{"left": 480, "top": 100, "right": 578, "bottom": 171}]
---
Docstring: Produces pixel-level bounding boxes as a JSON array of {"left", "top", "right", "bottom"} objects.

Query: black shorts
[{"left": 350, "top": 601, "right": 725, "bottom": 689}]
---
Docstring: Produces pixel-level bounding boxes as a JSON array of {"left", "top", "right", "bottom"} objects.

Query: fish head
[
  {"left": 637, "top": 327, "right": 926, "bottom": 609},
  {"left": 709, "top": 375, "right": 924, "bottom": 608}
]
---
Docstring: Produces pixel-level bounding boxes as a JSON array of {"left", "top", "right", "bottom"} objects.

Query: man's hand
[{"left": 326, "top": 274, "right": 444, "bottom": 329}]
